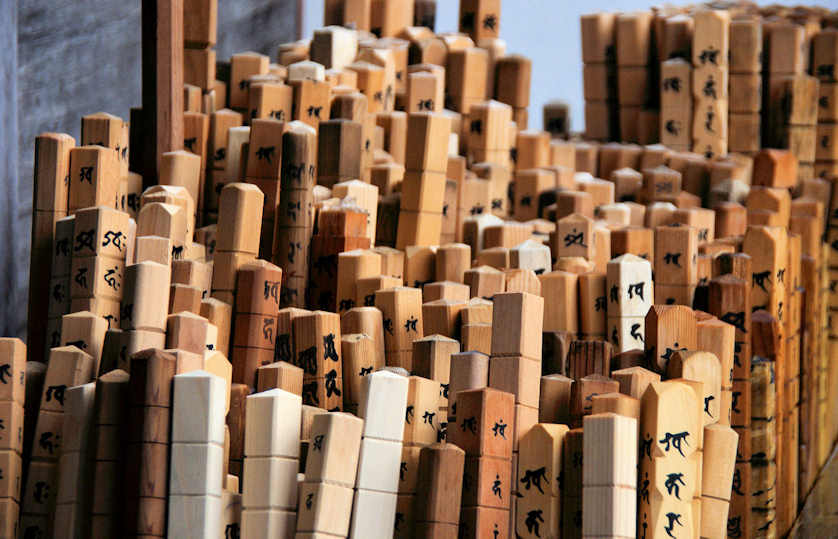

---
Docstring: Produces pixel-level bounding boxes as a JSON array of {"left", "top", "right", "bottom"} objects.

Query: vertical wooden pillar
[{"left": 142, "top": 0, "right": 184, "bottom": 183}]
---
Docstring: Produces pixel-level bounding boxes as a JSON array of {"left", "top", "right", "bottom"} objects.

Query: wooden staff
[
  {"left": 44, "top": 216, "right": 75, "bottom": 361},
  {"left": 297, "top": 412, "right": 363, "bottom": 537},
  {"left": 660, "top": 59, "right": 693, "bottom": 152},
  {"left": 293, "top": 310, "right": 343, "bottom": 411},
  {"left": 607, "top": 253, "right": 653, "bottom": 354},
  {"left": 691, "top": 9, "right": 729, "bottom": 159},
  {"left": 751, "top": 310, "right": 784, "bottom": 537},
  {"left": 447, "top": 387, "right": 514, "bottom": 539},
  {"left": 413, "top": 334, "right": 459, "bottom": 426},
  {"left": 350, "top": 370, "right": 408, "bottom": 538},
  {"left": 696, "top": 318, "right": 735, "bottom": 425},
  {"left": 396, "top": 375, "right": 441, "bottom": 535},
  {"left": 29, "top": 134, "right": 75, "bottom": 363},
  {"left": 167, "top": 371, "right": 226, "bottom": 538},
  {"left": 654, "top": 223, "right": 698, "bottom": 306},
  {"left": 638, "top": 381, "right": 701, "bottom": 539},
  {"left": 582, "top": 413, "right": 637, "bottom": 539},
  {"left": 729, "top": 17, "right": 762, "bottom": 155},
  {"left": 813, "top": 30, "right": 838, "bottom": 179},
  {"left": 210, "top": 183, "right": 263, "bottom": 302},
  {"left": 52, "top": 381, "right": 95, "bottom": 539},
  {"left": 0, "top": 340, "right": 25, "bottom": 536},
  {"left": 141, "top": 0, "right": 184, "bottom": 182},
  {"left": 396, "top": 113, "right": 450, "bottom": 248},
  {"left": 414, "top": 443, "right": 465, "bottom": 538},
  {"left": 539, "top": 271, "right": 579, "bottom": 336},
  {"left": 240, "top": 389, "right": 301, "bottom": 538},
  {"left": 339, "top": 334, "right": 375, "bottom": 414},
  {"left": 562, "top": 428, "right": 584, "bottom": 539},
  {"left": 616, "top": 12, "right": 652, "bottom": 143},
  {"left": 86, "top": 369, "right": 130, "bottom": 538},
  {"left": 244, "top": 118, "right": 288, "bottom": 259},
  {"left": 374, "top": 286, "right": 424, "bottom": 371},
  {"left": 700, "top": 424, "right": 739, "bottom": 539},
  {"left": 121, "top": 349, "right": 176, "bottom": 536},
  {"left": 512, "top": 424, "right": 568, "bottom": 538}
]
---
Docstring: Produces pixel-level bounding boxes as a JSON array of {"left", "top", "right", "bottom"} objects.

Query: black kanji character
[
  {"left": 323, "top": 334, "right": 339, "bottom": 361},
  {"left": 492, "top": 419, "right": 507, "bottom": 438},
  {"left": 264, "top": 280, "right": 280, "bottom": 303},
  {"left": 75, "top": 230, "right": 95, "bottom": 253},
  {"left": 325, "top": 369, "right": 341, "bottom": 398},
  {"left": 628, "top": 282, "right": 645, "bottom": 301},
  {"left": 659, "top": 431, "right": 690, "bottom": 456},
  {"left": 524, "top": 509, "right": 544, "bottom": 536},
  {"left": 491, "top": 474, "right": 502, "bottom": 499},
  {"left": 664, "top": 472, "right": 686, "bottom": 499},
  {"left": 74, "top": 267, "right": 88, "bottom": 289},
  {"left": 520, "top": 467, "right": 548, "bottom": 494},
  {"left": 256, "top": 146, "right": 275, "bottom": 162},
  {"left": 630, "top": 323, "right": 644, "bottom": 343},
  {"left": 665, "top": 119, "right": 681, "bottom": 135},
  {"left": 79, "top": 166, "right": 93, "bottom": 183},
  {"left": 299, "top": 346, "right": 317, "bottom": 375},
  {"left": 704, "top": 395, "right": 715, "bottom": 417},
  {"left": 595, "top": 296, "right": 606, "bottom": 311},
  {"left": 34, "top": 481, "right": 50, "bottom": 504},
  {"left": 563, "top": 229, "right": 587, "bottom": 248},
  {"left": 720, "top": 311, "right": 746, "bottom": 333},
  {"left": 102, "top": 230, "right": 124, "bottom": 251},
  {"left": 404, "top": 316, "right": 418, "bottom": 332},
  {"left": 752, "top": 270, "right": 771, "bottom": 293},
  {"left": 640, "top": 434, "right": 653, "bottom": 460},
  {"left": 262, "top": 318, "right": 274, "bottom": 343},
  {"left": 664, "top": 512, "right": 683, "bottom": 538},
  {"left": 662, "top": 77, "right": 682, "bottom": 92},
  {"left": 103, "top": 267, "right": 120, "bottom": 290},
  {"left": 45, "top": 385, "right": 67, "bottom": 406},
  {"left": 483, "top": 14, "right": 497, "bottom": 30},
  {"left": 727, "top": 516, "right": 742, "bottom": 538},
  {"left": 702, "top": 76, "right": 717, "bottom": 99},
  {"left": 639, "top": 471, "right": 650, "bottom": 503}
]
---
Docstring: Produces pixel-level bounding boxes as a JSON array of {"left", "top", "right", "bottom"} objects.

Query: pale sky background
[{"left": 302, "top": 0, "right": 836, "bottom": 133}]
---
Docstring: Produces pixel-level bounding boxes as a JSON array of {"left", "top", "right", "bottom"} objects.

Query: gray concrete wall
[{"left": 9, "top": 0, "right": 298, "bottom": 338}]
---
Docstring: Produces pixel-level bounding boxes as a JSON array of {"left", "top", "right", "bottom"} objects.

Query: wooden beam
[{"left": 142, "top": 0, "right": 184, "bottom": 183}]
